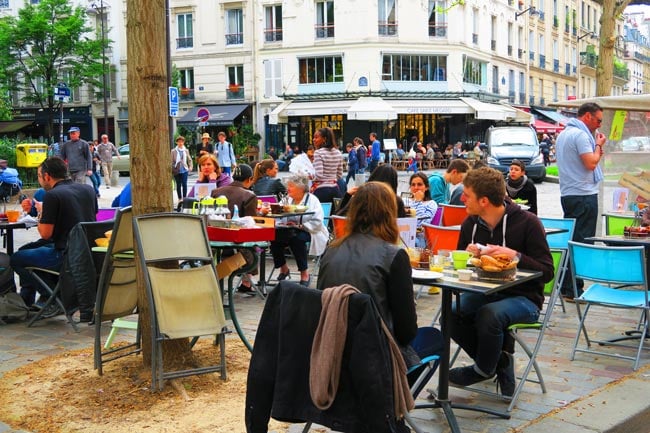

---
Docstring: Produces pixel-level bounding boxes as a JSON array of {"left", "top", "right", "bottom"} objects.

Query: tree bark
[
  {"left": 596, "top": 0, "right": 632, "bottom": 96},
  {"left": 126, "top": 0, "right": 191, "bottom": 369}
]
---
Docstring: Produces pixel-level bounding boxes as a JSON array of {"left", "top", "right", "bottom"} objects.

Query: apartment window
[
  {"left": 519, "top": 71, "right": 525, "bottom": 103},
  {"left": 428, "top": 0, "right": 447, "bottom": 37},
  {"left": 378, "top": 0, "right": 397, "bottom": 36},
  {"left": 299, "top": 56, "right": 343, "bottom": 84},
  {"left": 264, "top": 59, "right": 283, "bottom": 98},
  {"left": 227, "top": 65, "right": 244, "bottom": 99},
  {"left": 553, "top": 82, "right": 558, "bottom": 101},
  {"left": 0, "top": 1, "right": 9, "bottom": 8},
  {"left": 315, "top": 0, "right": 334, "bottom": 39},
  {"left": 179, "top": 68, "right": 194, "bottom": 100},
  {"left": 226, "top": 9, "right": 243, "bottom": 45},
  {"left": 381, "top": 54, "right": 447, "bottom": 81},
  {"left": 471, "top": 9, "right": 478, "bottom": 44},
  {"left": 177, "top": 13, "right": 193, "bottom": 49},
  {"left": 463, "top": 56, "right": 484, "bottom": 85},
  {"left": 264, "top": 5, "right": 283, "bottom": 42},
  {"left": 490, "top": 16, "right": 497, "bottom": 51}
]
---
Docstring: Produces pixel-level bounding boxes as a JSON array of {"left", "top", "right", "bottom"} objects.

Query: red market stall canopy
[{"left": 533, "top": 119, "right": 564, "bottom": 134}]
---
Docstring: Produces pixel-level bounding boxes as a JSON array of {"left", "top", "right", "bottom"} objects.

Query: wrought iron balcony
[
  {"left": 428, "top": 25, "right": 447, "bottom": 37},
  {"left": 225, "top": 33, "right": 243, "bottom": 45},
  {"left": 226, "top": 85, "right": 244, "bottom": 100},
  {"left": 177, "top": 37, "right": 193, "bottom": 49},
  {"left": 378, "top": 21, "right": 397, "bottom": 36},
  {"left": 315, "top": 25, "right": 334, "bottom": 39},
  {"left": 264, "top": 28, "right": 283, "bottom": 42}
]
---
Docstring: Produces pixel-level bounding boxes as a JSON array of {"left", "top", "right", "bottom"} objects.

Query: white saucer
[{"left": 411, "top": 269, "right": 444, "bottom": 280}]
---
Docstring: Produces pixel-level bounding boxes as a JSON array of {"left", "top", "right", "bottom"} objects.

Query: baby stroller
[{"left": 0, "top": 161, "right": 23, "bottom": 203}]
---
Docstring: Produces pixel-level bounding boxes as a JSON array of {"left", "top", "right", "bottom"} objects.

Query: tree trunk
[
  {"left": 596, "top": 0, "right": 632, "bottom": 96},
  {"left": 126, "top": 0, "right": 191, "bottom": 369}
]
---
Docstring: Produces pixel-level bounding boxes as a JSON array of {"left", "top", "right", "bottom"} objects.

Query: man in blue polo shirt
[{"left": 368, "top": 132, "right": 381, "bottom": 173}]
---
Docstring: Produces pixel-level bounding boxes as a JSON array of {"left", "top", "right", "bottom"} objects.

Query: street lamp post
[{"left": 88, "top": 1, "right": 109, "bottom": 138}]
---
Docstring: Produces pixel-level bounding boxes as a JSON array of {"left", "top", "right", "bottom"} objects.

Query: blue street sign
[
  {"left": 169, "top": 87, "right": 179, "bottom": 117},
  {"left": 54, "top": 86, "right": 70, "bottom": 97}
]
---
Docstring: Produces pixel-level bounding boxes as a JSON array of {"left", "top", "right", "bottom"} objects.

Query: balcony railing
[
  {"left": 614, "top": 68, "right": 629, "bottom": 80},
  {"left": 492, "top": 85, "right": 499, "bottom": 93},
  {"left": 519, "top": 92, "right": 526, "bottom": 104},
  {"left": 378, "top": 21, "right": 397, "bottom": 36},
  {"left": 179, "top": 88, "right": 195, "bottom": 101},
  {"left": 428, "top": 25, "right": 447, "bottom": 37},
  {"left": 472, "top": 33, "right": 478, "bottom": 44},
  {"left": 540, "top": 97, "right": 545, "bottom": 105},
  {"left": 225, "top": 33, "right": 243, "bottom": 45},
  {"left": 518, "top": 48, "right": 523, "bottom": 59},
  {"left": 538, "top": 11, "right": 545, "bottom": 20},
  {"left": 491, "top": 40, "right": 496, "bottom": 51},
  {"left": 539, "top": 54, "right": 546, "bottom": 69},
  {"left": 565, "top": 23, "right": 570, "bottom": 33},
  {"left": 177, "top": 37, "right": 193, "bottom": 49},
  {"left": 508, "top": 90, "right": 516, "bottom": 103},
  {"left": 529, "top": 95, "right": 535, "bottom": 105},
  {"left": 264, "top": 28, "right": 283, "bottom": 42},
  {"left": 530, "top": 51, "right": 535, "bottom": 61},
  {"left": 553, "top": 15, "right": 559, "bottom": 28},
  {"left": 508, "top": 45, "right": 513, "bottom": 56},
  {"left": 580, "top": 52, "right": 597, "bottom": 68},
  {"left": 226, "top": 86, "right": 244, "bottom": 100},
  {"left": 553, "top": 59, "right": 559, "bottom": 73},
  {"left": 565, "top": 63, "right": 571, "bottom": 75},
  {"left": 315, "top": 25, "right": 334, "bottom": 39}
]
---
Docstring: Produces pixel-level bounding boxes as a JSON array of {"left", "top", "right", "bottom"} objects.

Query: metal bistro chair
[
  {"left": 133, "top": 212, "right": 228, "bottom": 390},
  {"left": 422, "top": 223, "right": 461, "bottom": 254},
  {"left": 539, "top": 217, "right": 576, "bottom": 313},
  {"left": 93, "top": 207, "right": 140, "bottom": 375},
  {"left": 447, "top": 249, "right": 565, "bottom": 411},
  {"left": 604, "top": 213, "right": 636, "bottom": 236},
  {"left": 568, "top": 241, "right": 649, "bottom": 370}
]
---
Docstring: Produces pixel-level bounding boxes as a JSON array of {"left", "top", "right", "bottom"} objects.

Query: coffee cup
[{"left": 451, "top": 250, "right": 472, "bottom": 270}]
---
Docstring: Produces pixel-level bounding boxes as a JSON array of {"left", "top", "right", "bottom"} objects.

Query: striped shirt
[{"left": 312, "top": 148, "right": 343, "bottom": 186}]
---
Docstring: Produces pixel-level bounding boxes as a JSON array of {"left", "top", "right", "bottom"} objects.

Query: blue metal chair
[
  {"left": 539, "top": 217, "right": 576, "bottom": 312},
  {"left": 568, "top": 241, "right": 649, "bottom": 370}
]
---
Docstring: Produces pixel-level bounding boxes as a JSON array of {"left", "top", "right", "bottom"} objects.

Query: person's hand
[
  {"left": 412, "top": 190, "right": 425, "bottom": 201},
  {"left": 348, "top": 186, "right": 359, "bottom": 195},
  {"left": 479, "top": 244, "right": 518, "bottom": 260},
  {"left": 34, "top": 200, "right": 42, "bottom": 214},
  {"left": 232, "top": 163, "right": 237, "bottom": 169},
  {"left": 595, "top": 132, "right": 606, "bottom": 147},
  {"left": 208, "top": 172, "right": 218, "bottom": 181},
  {"left": 21, "top": 198, "right": 32, "bottom": 213}
]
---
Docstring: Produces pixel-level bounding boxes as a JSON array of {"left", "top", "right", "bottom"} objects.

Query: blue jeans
[
  {"left": 450, "top": 293, "right": 539, "bottom": 376},
  {"left": 368, "top": 159, "right": 379, "bottom": 173},
  {"left": 11, "top": 243, "right": 63, "bottom": 303}
]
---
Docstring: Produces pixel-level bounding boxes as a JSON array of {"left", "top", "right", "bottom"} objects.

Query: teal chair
[
  {"left": 539, "top": 217, "right": 576, "bottom": 312},
  {"left": 569, "top": 241, "right": 649, "bottom": 370}
]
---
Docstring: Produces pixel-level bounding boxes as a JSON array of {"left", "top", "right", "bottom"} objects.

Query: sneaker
[
  {"left": 496, "top": 352, "right": 516, "bottom": 397},
  {"left": 40, "top": 304, "right": 63, "bottom": 319},
  {"left": 428, "top": 286, "right": 441, "bottom": 295},
  {"left": 449, "top": 365, "right": 493, "bottom": 387}
]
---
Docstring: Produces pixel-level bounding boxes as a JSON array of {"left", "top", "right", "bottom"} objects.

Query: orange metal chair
[
  {"left": 422, "top": 223, "right": 461, "bottom": 254},
  {"left": 439, "top": 203, "right": 468, "bottom": 227},
  {"left": 330, "top": 215, "right": 347, "bottom": 239}
]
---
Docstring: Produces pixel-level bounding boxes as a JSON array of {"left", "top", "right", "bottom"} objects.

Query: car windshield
[{"left": 490, "top": 129, "right": 537, "bottom": 147}]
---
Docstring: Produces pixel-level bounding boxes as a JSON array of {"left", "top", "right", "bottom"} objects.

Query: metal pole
[
  {"left": 100, "top": 0, "right": 109, "bottom": 138},
  {"left": 165, "top": 0, "right": 174, "bottom": 148},
  {"left": 60, "top": 102, "right": 64, "bottom": 144}
]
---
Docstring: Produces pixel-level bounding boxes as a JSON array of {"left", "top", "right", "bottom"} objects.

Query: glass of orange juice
[{"left": 429, "top": 255, "right": 445, "bottom": 273}]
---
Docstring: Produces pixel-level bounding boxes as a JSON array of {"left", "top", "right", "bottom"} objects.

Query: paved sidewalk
[{"left": 1, "top": 171, "right": 648, "bottom": 432}]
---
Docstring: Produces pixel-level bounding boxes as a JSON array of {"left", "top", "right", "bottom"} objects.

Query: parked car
[
  {"left": 112, "top": 144, "right": 130, "bottom": 175},
  {"left": 484, "top": 126, "right": 546, "bottom": 182}
]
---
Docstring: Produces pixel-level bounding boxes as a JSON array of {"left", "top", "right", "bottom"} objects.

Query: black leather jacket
[{"left": 317, "top": 233, "right": 417, "bottom": 346}]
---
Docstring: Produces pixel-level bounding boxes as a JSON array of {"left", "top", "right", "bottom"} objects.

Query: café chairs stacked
[
  {"left": 93, "top": 207, "right": 140, "bottom": 375},
  {"left": 568, "top": 241, "right": 649, "bottom": 370},
  {"left": 133, "top": 212, "right": 227, "bottom": 390}
]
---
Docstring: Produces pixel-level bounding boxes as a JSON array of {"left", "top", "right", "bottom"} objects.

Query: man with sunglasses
[{"left": 555, "top": 102, "right": 606, "bottom": 300}]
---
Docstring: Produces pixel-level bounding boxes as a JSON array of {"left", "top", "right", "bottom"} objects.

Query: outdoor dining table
[
  {"left": 0, "top": 220, "right": 28, "bottom": 255},
  {"left": 210, "top": 240, "right": 270, "bottom": 353},
  {"left": 412, "top": 267, "right": 543, "bottom": 433}
]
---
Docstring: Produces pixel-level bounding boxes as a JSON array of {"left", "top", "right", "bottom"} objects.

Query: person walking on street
[
  {"left": 96, "top": 134, "right": 119, "bottom": 189},
  {"left": 172, "top": 136, "right": 193, "bottom": 201},
  {"left": 197, "top": 132, "right": 214, "bottom": 159},
  {"left": 60, "top": 126, "right": 92, "bottom": 184},
  {"left": 555, "top": 102, "right": 606, "bottom": 299},
  {"left": 368, "top": 132, "right": 381, "bottom": 173},
  {"left": 216, "top": 131, "right": 237, "bottom": 175}
]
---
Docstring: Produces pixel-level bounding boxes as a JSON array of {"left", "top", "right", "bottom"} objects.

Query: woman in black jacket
[{"left": 251, "top": 158, "right": 286, "bottom": 200}]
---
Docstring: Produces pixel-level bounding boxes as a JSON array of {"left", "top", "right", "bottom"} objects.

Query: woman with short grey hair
[{"left": 270, "top": 174, "right": 329, "bottom": 286}]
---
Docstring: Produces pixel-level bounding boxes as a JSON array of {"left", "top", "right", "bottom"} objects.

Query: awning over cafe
[
  {"left": 176, "top": 104, "right": 249, "bottom": 126},
  {"left": 0, "top": 120, "right": 33, "bottom": 134},
  {"left": 460, "top": 97, "right": 517, "bottom": 121},
  {"left": 532, "top": 108, "right": 569, "bottom": 125},
  {"left": 533, "top": 119, "right": 564, "bottom": 134},
  {"left": 549, "top": 95, "right": 650, "bottom": 112},
  {"left": 347, "top": 96, "right": 397, "bottom": 121}
]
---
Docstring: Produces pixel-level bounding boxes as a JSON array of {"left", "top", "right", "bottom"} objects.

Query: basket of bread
[{"left": 469, "top": 254, "right": 518, "bottom": 281}]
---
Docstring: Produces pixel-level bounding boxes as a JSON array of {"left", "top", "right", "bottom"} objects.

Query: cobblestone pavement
[{"left": 1, "top": 170, "right": 647, "bottom": 433}]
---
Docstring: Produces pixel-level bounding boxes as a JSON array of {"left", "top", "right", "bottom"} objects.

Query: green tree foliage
[{"left": 0, "top": 0, "right": 109, "bottom": 141}]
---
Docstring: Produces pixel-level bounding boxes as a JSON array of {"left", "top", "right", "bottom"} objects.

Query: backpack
[
  {"left": 357, "top": 145, "right": 368, "bottom": 169},
  {"left": 0, "top": 253, "right": 27, "bottom": 324},
  {"left": 0, "top": 167, "right": 22, "bottom": 201}
]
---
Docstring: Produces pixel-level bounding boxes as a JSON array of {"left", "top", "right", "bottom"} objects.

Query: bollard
[{"left": 111, "top": 170, "right": 119, "bottom": 186}]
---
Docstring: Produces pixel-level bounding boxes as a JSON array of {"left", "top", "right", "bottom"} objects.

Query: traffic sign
[
  {"left": 169, "top": 86, "right": 179, "bottom": 117},
  {"left": 196, "top": 107, "right": 210, "bottom": 123}
]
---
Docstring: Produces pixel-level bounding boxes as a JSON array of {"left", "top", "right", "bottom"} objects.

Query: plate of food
[
  {"left": 411, "top": 269, "right": 444, "bottom": 281},
  {"left": 469, "top": 254, "right": 518, "bottom": 281}
]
